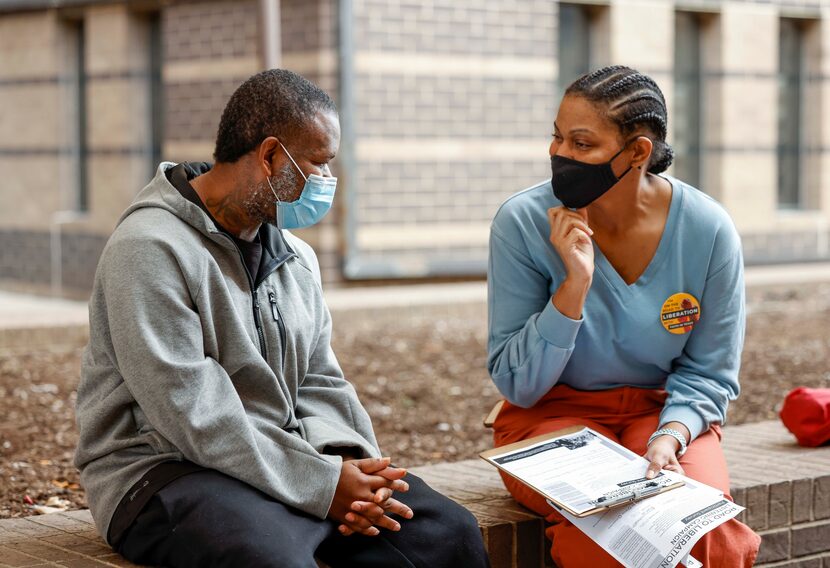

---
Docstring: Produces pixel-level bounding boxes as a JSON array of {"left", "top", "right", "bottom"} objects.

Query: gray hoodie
[{"left": 74, "top": 163, "right": 380, "bottom": 539}]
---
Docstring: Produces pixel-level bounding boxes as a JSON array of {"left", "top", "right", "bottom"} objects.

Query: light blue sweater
[{"left": 487, "top": 177, "right": 745, "bottom": 442}]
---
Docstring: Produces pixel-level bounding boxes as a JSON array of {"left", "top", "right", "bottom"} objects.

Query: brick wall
[
  {"left": 163, "top": 80, "right": 242, "bottom": 144},
  {"left": 0, "top": 5, "right": 154, "bottom": 297},
  {"left": 2, "top": 0, "right": 830, "bottom": 295},
  {"left": 164, "top": 1, "right": 258, "bottom": 62},
  {"left": 722, "top": 421, "right": 830, "bottom": 567},
  {"left": 279, "top": 0, "right": 342, "bottom": 282},
  {"left": 739, "top": 477, "right": 830, "bottom": 565},
  {"left": 342, "top": 0, "right": 830, "bottom": 280},
  {"left": 356, "top": 160, "right": 543, "bottom": 226},
  {"left": 354, "top": 0, "right": 554, "bottom": 56},
  {"left": 346, "top": 0, "right": 556, "bottom": 278},
  {"left": 0, "top": 10, "right": 64, "bottom": 231},
  {"left": 355, "top": 76, "right": 553, "bottom": 139},
  {"left": 163, "top": 0, "right": 260, "bottom": 159},
  {"left": 743, "top": 230, "right": 830, "bottom": 264},
  {"left": 0, "top": 229, "right": 107, "bottom": 294},
  {"left": 281, "top": 0, "right": 337, "bottom": 53}
]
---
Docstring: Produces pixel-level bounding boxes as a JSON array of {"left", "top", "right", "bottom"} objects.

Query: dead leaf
[
  {"left": 32, "top": 505, "right": 66, "bottom": 515},
  {"left": 45, "top": 496, "right": 71, "bottom": 508}
]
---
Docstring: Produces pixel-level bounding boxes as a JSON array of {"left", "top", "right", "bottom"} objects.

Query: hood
[
  {"left": 121, "top": 162, "right": 296, "bottom": 267},
  {"left": 118, "top": 162, "right": 218, "bottom": 235}
]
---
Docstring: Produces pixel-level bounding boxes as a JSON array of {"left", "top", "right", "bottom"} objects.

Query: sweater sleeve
[
  {"left": 659, "top": 246, "right": 745, "bottom": 442},
  {"left": 102, "top": 235, "right": 343, "bottom": 520},
  {"left": 294, "top": 267, "right": 381, "bottom": 459},
  {"left": 283, "top": 233, "right": 381, "bottom": 459},
  {"left": 487, "top": 227, "right": 582, "bottom": 407}
]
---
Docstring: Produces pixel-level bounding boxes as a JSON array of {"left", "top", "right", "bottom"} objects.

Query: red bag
[{"left": 780, "top": 387, "right": 830, "bottom": 447}]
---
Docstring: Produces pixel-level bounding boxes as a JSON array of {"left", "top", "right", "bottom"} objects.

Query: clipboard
[{"left": 479, "top": 426, "right": 685, "bottom": 517}]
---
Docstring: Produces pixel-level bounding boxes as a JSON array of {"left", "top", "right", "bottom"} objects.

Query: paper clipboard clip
[{"left": 591, "top": 480, "right": 668, "bottom": 508}]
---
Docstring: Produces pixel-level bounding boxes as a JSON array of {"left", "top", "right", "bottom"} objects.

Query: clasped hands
[{"left": 329, "top": 457, "right": 413, "bottom": 537}]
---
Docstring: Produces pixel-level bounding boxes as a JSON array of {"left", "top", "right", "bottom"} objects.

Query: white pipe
[
  {"left": 261, "top": 0, "right": 282, "bottom": 69},
  {"left": 50, "top": 211, "right": 87, "bottom": 298},
  {"left": 818, "top": 216, "right": 828, "bottom": 259}
]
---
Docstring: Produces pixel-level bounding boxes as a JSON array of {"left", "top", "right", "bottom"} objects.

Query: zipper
[
  {"left": 268, "top": 292, "right": 279, "bottom": 321},
  {"left": 252, "top": 290, "right": 267, "bottom": 359},
  {"left": 268, "top": 291, "right": 288, "bottom": 368},
  {"left": 215, "top": 232, "right": 267, "bottom": 359}
]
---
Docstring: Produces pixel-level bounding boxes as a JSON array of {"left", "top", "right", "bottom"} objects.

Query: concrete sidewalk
[
  {"left": 1, "top": 262, "right": 829, "bottom": 352},
  {"left": 0, "top": 291, "right": 89, "bottom": 354}
]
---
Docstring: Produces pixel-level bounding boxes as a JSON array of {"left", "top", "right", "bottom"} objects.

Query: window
[
  {"left": 558, "top": 4, "right": 593, "bottom": 97},
  {"left": 674, "top": 11, "right": 704, "bottom": 189},
  {"left": 777, "top": 18, "right": 806, "bottom": 209},
  {"left": 65, "top": 18, "right": 88, "bottom": 212}
]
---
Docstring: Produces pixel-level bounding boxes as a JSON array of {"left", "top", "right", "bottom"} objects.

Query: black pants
[{"left": 117, "top": 469, "right": 490, "bottom": 568}]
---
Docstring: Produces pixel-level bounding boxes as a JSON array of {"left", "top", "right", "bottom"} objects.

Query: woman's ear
[{"left": 630, "top": 136, "right": 653, "bottom": 170}]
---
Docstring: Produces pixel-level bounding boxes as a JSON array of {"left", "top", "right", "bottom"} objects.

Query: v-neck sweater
[{"left": 487, "top": 176, "right": 745, "bottom": 442}]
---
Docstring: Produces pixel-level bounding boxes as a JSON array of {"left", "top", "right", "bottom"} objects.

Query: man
[{"left": 74, "top": 69, "right": 489, "bottom": 568}]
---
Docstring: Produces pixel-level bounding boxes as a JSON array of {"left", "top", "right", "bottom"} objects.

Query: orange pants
[{"left": 492, "top": 385, "right": 760, "bottom": 568}]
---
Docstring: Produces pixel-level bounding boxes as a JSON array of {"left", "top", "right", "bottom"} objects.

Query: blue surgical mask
[{"left": 267, "top": 141, "right": 337, "bottom": 229}]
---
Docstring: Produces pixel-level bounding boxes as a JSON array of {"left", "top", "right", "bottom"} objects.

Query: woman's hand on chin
[{"left": 547, "top": 206, "right": 594, "bottom": 283}]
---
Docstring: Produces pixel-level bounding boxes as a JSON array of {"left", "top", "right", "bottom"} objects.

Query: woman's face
[{"left": 550, "top": 95, "right": 630, "bottom": 174}]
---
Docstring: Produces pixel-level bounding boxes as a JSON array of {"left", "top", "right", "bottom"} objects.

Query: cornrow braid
[
  {"left": 620, "top": 112, "right": 667, "bottom": 137},
  {"left": 610, "top": 90, "right": 664, "bottom": 112},
  {"left": 574, "top": 65, "right": 629, "bottom": 89},
  {"left": 565, "top": 65, "right": 674, "bottom": 174},
  {"left": 603, "top": 74, "right": 644, "bottom": 100}
]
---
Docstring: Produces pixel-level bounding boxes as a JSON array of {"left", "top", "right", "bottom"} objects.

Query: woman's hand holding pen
[{"left": 548, "top": 207, "right": 594, "bottom": 320}]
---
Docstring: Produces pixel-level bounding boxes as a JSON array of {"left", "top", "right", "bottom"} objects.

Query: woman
[{"left": 487, "top": 65, "right": 761, "bottom": 567}]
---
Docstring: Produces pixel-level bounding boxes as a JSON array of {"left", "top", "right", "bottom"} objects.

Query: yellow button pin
[{"left": 660, "top": 293, "right": 701, "bottom": 334}]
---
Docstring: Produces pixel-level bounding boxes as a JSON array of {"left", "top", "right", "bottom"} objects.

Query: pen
[
  {"left": 593, "top": 490, "right": 637, "bottom": 508},
  {"left": 593, "top": 481, "right": 663, "bottom": 507}
]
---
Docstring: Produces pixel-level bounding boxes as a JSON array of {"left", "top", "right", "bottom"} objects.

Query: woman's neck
[{"left": 586, "top": 173, "right": 668, "bottom": 235}]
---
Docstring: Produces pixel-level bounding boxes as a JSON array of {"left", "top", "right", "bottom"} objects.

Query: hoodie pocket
[{"left": 131, "top": 404, "right": 178, "bottom": 455}]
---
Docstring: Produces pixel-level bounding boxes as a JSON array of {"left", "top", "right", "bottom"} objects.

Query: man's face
[
  {"left": 280, "top": 109, "right": 341, "bottom": 195},
  {"left": 243, "top": 161, "right": 298, "bottom": 225},
  {"left": 247, "top": 109, "right": 341, "bottom": 225}
]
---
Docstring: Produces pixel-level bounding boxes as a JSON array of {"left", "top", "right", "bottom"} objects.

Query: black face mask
[{"left": 550, "top": 144, "right": 634, "bottom": 209}]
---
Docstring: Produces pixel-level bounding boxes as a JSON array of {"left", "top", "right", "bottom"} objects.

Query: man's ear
[
  {"left": 258, "top": 136, "right": 282, "bottom": 177},
  {"left": 630, "top": 136, "right": 654, "bottom": 169}
]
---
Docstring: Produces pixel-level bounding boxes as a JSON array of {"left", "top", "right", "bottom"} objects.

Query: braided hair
[{"left": 565, "top": 65, "right": 674, "bottom": 174}]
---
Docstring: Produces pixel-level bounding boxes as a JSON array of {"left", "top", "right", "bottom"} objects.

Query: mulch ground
[{"left": 1, "top": 281, "right": 828, "bottom": 519}]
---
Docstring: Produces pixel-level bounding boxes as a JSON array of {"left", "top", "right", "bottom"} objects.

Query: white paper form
[
  {"left": 553, "top": 477, "right": 744, "bottom": 568},
  {"left": 488, "top": 428, "right": 676, "bottom": 515},
  {"left": 682, "top": 554, "right": 702, "bottom": 568}
]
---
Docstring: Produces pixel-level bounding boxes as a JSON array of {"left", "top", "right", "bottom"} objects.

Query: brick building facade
[{"left": 0, "top": 0, "right": 828, "bottom": 296}]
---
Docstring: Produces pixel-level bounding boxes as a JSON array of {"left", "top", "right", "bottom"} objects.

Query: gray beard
[{"left": 243, "top": 163, "right": 301, "bottom": 225}]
